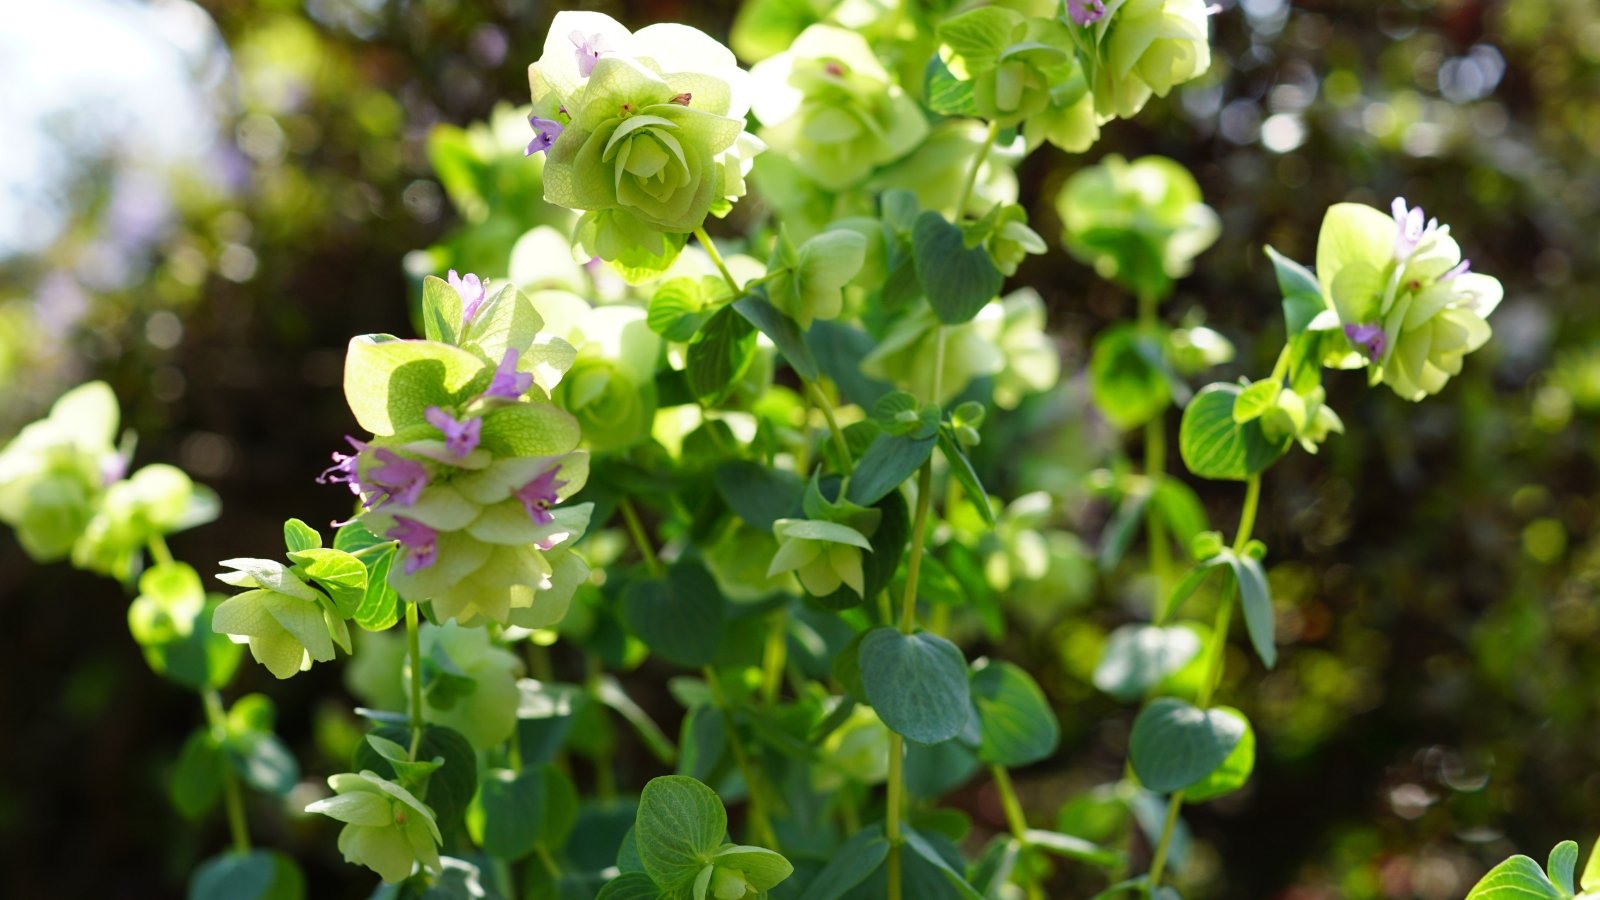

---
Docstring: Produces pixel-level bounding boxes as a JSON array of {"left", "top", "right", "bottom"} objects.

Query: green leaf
[
  {"left": 282, "top": 519, "right": 321, "bottom": 553},
  {"left": 1023, "top": 829, "right": 1124, "bottom": 868},
  {"left": 1183, "top": 708, "right": 1255, "bottom": 802},
  {"left": 1219, "top": 550, "right": 1276, "bottom": 669},
  {"left": 713, "top": 462, "right": 804, "bottom": 531},
  {"left": 970, "top": 660, "right": 1059, "bottom": 767},
  {"left": 286, "top": 548, "right": 366, "bottom": 618},
  {"left": 815, "top": 489, "right": 909, "bottom": 611},
  {"left": 1092, "top": 625, "right": 1202, "bottom": 702},
  {"left": 686, "top": 305, "right": 757, "bottom": 403},
  {"left": 1097, "top": 488, "right": 1149, "bottom": 573},
  {"left": 533, "top": 764, "right": 580, "bottom": 850},
  {"left": 649, "top": 276, "right": 722, "bottom": 342},
  {"left": 227, "top": 730, "right": 298, "bottom": 796},
  {"left": 938, "top": 431, "right": 995, "bottom": 527},
  {"left": 420, "top": 275, "right": 462, "bottom": 345},
  {"left": 903, "top": 827, "right": 984, "bottom": 900},
  {"left": 354, "top": 724, "right": 477, "bottom": 830},
  {"left": 913, "top": 211, "right": 1004, "bottom": 325},
  {"left": 170, "top": 727, "right": 224, "bottom": 819},
  {"left": 1265, "top": 246, "right": 1326, "bottom": 337},
  {"left": 846, "top": 433, "right": 936, "bottom": 506},
  {"left": 1178, "top": 383, "right": 1291, "bottom": 482},
  {"left": 1466, "top": 855, "right": 1567, "bottom": 900},
  {"left": 859, "top": 628, "right": 974, "bottom": 744},
  {"left": 596, "top": 873, "right": 661, "bottom": 900},
  {"left": 187, "top": 850, "right": 305, "bottom": 900},
  {"left": 732, "top": 290, "right": 820, "bottom": 381},
  {"left": 1160, "top": 558, "right": 1225, "bottom": 623},
  {"left": 467, "top": 768, "right": 544, "bottom": 861},
  {"left": 1090, "top": 324, "right": 1171, "bottom": 431},
  {"left": 342, "top": 336, "right": 488, "bottom": 435},
  {"left": 622, "top": 561, "right": 727, "bottom": 667},
  {"left": 636, "top": 775, "right": 727, "bottom": 890},
  {"left": 925, "top": 55, "right": 980, "bottom": 117},
  {"left": 1551, "top": 842, "right": 1581, "bottom": 896},
  {"left": 1231, "top": 379, "right": 1280, "bottom": 424},
  {"left": 353, "top": 546, "right": 401, "bottom": 631},
  {"left": 714, "top": 845, "right": 794, "bottom": 890},
  {"left": 795, "top": 827, "right": 890, "bottom": 900},
  {"left": 1583, "top": 836, "right": 1600, "bottom": 891},
  {"left": 1129, "top": 698, "right": 1247, "bottom": 794},
  {"left": 936, "top": 6, "right": 1023, "bottom": 75}
]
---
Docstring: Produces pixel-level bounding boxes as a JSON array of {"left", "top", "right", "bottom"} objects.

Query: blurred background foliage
[{"left": 1, "top": 0, "right": 1597, "bottom": 897}]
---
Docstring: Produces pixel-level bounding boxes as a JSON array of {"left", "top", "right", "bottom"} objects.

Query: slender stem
[
  {"left": 584, "top": 656, "right": 618, "bottom": 800},
  {"left": 203, "top": 689, "right": 251, "bottom": 853},
  {"left": 406, "top": 601, "right": 424, "bottom": 760},
  {"left": 1139, "top": 290, "right": 1171, "bottom": 595},
  {"left": 618, "top": 497, "right": 664, "bottom": 578},
  {"left": 953, "top": 120, "right": 1001, "bottom": 220},
  {"left": 1146, "top": 474, "right": 1263, "bottom": 893},
  {"left": 991, "top": 764, "right": 1030, "bottom": 841},
  {"left": 147, "top": 535, "right": 174, "bottom": 567},
  {"left": 886, "top": 732, "right": 905, "bottom": 897},
  {"left": 705, "top": 666, "right": 779, "bottom": 849},
  {"left": 899, "top": 464, "right": 935, "bottom": 634},
  {"left": 694, "top": 225, "right": 741, "bottom": 294},
  {"left": 761, "top": 609, "right": 786, "bottom": 706},
  {"left": 804, "top": 380, "right": 854, "bottom": 470}
]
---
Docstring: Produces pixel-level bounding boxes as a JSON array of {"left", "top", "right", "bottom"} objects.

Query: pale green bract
[
  {"left": 531, "top": 12, "right": 764, "bottom": 279},
  {"left": 1056, "top": 154, "right": 1220, "bottom": 299},
  {"left": 0, "top": 381, "right": 120, "bottom": 561},
  {"left": 938, "top": 6, "right": 1099, "bottom": 152},
  {"left": 1315, "top": 201, "right": 1503, "bottom": 400},
  {"left": 1093, "top": 0, "right": 1213, "bottom": 120},
  {"left": 749, "top": 24, "right": 928, "bottom": 191},
  {"left": 763, "top": 227, "right": 868, "bottom": 329},
  {"left": 415, "top": 622, "right": 522, "bottom": 750},
  {"left": 532, "top": 290, "right": 663, "bottom": 453},
  {"left": 768, "top": 518, "right": 872, "bottom": 599},
  {"left": 306, "top": 770, "right": 443, "bottom": 883}
]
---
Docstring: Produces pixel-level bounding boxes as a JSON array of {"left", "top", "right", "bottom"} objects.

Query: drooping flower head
[
  {"left": 424, "top": 407, "right": 482, "bottom": 458},
  {"left": 1316, "top": 198, "right": 1502, "bottom": 400}
]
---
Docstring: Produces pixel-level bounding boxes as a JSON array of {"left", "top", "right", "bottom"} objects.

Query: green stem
[
  {"left": 991, "top": 764, "right": 1030, "bottom": 841},
  {"left": 761, "top": 610, "right": 786, "bottom": 706},
  {"left": 886, "top": 732, "right": 905, "bottom": 897},
  {"left": 804, "top": 380, "right": 854, "bottom": 470},
  {"left": 953, "top": 120, "right": 1002, "bottom": 220},
  {"left": 887, "top": 461, "right": 936, "bottom": 899},
  {"left": 705, "top": 666, "right": 780, "bottom": 850},
  {"left": 1139, "top": 291, "right": 1171, "bottom": 595},
  {"left": 584, "top": 656, "right": 618, "bottom": 801},
  {"left": 406, "top": 600, "right": 424, "bottom": 760},
  {"left": 694, "top": 225, "right": 741, "bottom": 294},
  {"left": 203, "top": 689, "right": 251, "bottom": 854},
  {"left": 1146, "top": 474, "right": 1262, "bottom": 893},
  {"left": 147, "top": 535, "right": 174, "bottom": 567},
  {"left": 618, "top": 497, "right": 664, "bottom": 578}
]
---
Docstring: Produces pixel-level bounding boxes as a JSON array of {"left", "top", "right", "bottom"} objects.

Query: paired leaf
[
  {"left": 1129, "top": 698, "right": 1247, "bottom": 794},
  {"left": 859, "top": 628, "right": 974, "bottom": 744}
]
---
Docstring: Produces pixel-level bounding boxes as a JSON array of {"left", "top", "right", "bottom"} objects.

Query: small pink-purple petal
[
  {"left": 448, "top": 270, "right": 488, "bottom": 324},
  {"left": 318, "top": 435, "right": 369, "bottom": 495},
  {"left": 570, "top": 30, "right": 607, "bottom": 77},
  {"left": 1067, "top": 0, "right": 1107, "bottom": 25},
  {"left": 387, "top": 516, "right": 439, "bottom": 574},
  {"left": 514, "top": 464, "right": 568, "bottom": 525},
  {"left": 1344, "top": 323, "right": 1388, "bottom": 361},
  {"left": 425, "top": 407, "right": 482, "bottom": 458},
  {"left": 485, "top": 348, "right": 534, "bottom": 401},
  {"left": 368, "top": 448, "right": 428, "bottom": 508},
  {"left": 525, "top": 115, "right": 564, "bottom": 156},
  {"left": 1441, "top": 259, "right": 1471, "bottom": 282}
]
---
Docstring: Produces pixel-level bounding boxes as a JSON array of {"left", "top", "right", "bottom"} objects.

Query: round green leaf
[
  {"left": 636, "top": 775, "right": 727, "bottom": 889},
  {"left": 1178, "top": 383, "right": 1291, "bottom": 481},
  {"left": 621, "top": 561, "right": 727, "bottom": 667},
  {"left": 467, "top": 768, "right": 544, "bottom": 860},
  {"left": 1090, "top": 324, "right": 1172, "bottom": 431},
  {"left": 1128, "top": 698, "right": 1246, "bottom": 794},
  {"left": 1183, "top": 707, "right": 1254, "bottom": 803},
  {"left": 187, "top": 850, "right": 304, "bottom": 900},
  {"left": 913, "top": 211, "right": 1003, "bottom": 325},
  {"left": 1092, "top": 624, "right": 1202, "bottom": 702},
  {"left": 970, "top": 661, "right": 1059, "bottom": 767},
  {"left": 169, "top": 727, "right": 224, "bottom": 819},
  {"left": 1466, "top": 854, "right": 1566, "bottom": 899},
  {"left": 859, "top": 628, "right": 974, "bottom": 745}
]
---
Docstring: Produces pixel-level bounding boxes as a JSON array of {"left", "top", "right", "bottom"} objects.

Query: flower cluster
[
  {"left": 528, "top": 12, "right": 764, "bottom": 278},
  {"left": 1316, "top": 198, "right": 1502, "bottom": 400}
]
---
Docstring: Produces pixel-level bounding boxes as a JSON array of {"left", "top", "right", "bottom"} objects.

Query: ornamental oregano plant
[{"left": 0, "top": 2, "right": 1532, "bottom": 898}]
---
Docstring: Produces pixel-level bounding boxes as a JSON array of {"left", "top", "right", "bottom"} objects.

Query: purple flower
[
  {"left": 1441, "top": 259, "right": 1471, "bottom": 282},
  {"left": 425, "top": 407, "right": 482, "bottom": 458},
  {"left": 514, "top": 464, "right": 567, "bottom": 526},
  {"left": 317, "top": 436, "right": 368, "bottom": 495},
  {"left": 387, "top": 517, "right": 439, "bottom": 574},
  {"left": 1344, "top": 323, "right": 1388, "bottom": 361},
  {"left": 1067, "top": 0, "right": 1107, "bottom": 25},
  {"left": 485, "top": 348, "right": 534, "bottom": 401},
  {"left": 525, "top": 115, "right": 564, "bottom": 156},
  {"left": 1390, "top": 197, "right": 1438, "bottom": 261},
  {"left": 368, "top": 448, "right": 428, "bottom": 508},
  {"left": 448, "top": 270, "right": 488, "bottom": 325},
  {"left": 570, "top": 30, "right": 609, "bottom": 77}
]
